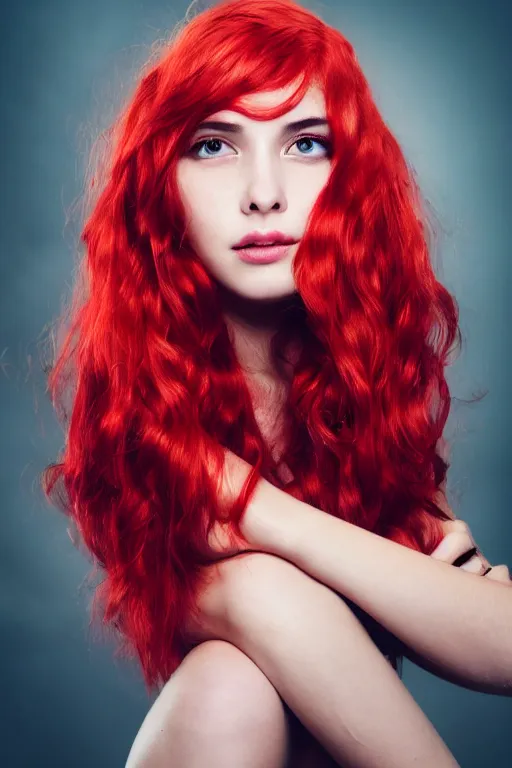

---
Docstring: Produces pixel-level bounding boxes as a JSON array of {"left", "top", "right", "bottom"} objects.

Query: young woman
[{"left": 41, "top": 0, "right": 511, "bottom": 766}]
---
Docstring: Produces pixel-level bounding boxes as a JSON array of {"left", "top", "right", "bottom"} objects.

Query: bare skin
[
  {"left": 125, "top": 553, "right": 459, "bottom": 767},
  {"left": 125, "top": 639, "right": 337, "bottom": 768},
  {"left": 125, "top": 385, "right": 338, "bottom": 768},
  {"left": 124, "top": 377, "right": 509, "bottom": 767},
  {"left": 124, "top": 79, "right": 493, "bottom": 766}
]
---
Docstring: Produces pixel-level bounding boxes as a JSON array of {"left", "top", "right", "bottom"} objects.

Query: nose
[
  {"left": 248, "top": 199, "right": 281, "bottom": 212},
  {"left": 240, "top": 154, "right": 289, "bottom": 214},
  {"left": 242, "top": 183, "right": 288, "bottom": 214}
]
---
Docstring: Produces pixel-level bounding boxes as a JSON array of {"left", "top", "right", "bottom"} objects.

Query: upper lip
[{"left": 232, "top": 230, "right": 298, "bottom": 249}]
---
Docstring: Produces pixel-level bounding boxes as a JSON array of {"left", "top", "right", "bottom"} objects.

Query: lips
[
  {"left": 233, "top": 230, "right": 297, "bottom": 249},
  {"left": 235, "top": 242, "right": 295, "bottom": 264},
  {"left": 240, "top": 241, "right": 280, "bottom": 248}
]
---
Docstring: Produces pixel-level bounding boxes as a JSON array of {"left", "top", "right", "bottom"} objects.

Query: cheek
[
  {"left": 288, "top": 167, "right": 331, "bottom": 223},
  {"left": 303, "top": 169, "right": 331, "bottom": 209},
  {"left": 192, "top": 203, "right": 229, "bottom": 250},
  {"left": 177, "top": 172, "right": 230, "bottom": 246}
]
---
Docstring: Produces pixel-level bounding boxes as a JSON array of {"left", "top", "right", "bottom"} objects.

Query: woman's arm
[
  {"left": 188, "top": 552, "right": 459, "bottom": 768},
  {"left": 239, "top": 477, "right": 512, "bottom": 696}
]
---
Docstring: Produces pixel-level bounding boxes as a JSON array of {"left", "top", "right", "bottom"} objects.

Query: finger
[
  {"left": 430, "top": 530, "right": 476, "bottom": 562},
  {"left": 207, "top": 521, "right": 234, "bottom": 558},
  {"left": 453, "top": 544, "right": 492, "bottom": 573},
  {"left": 485, "top": 564, "right": 511, "bottom": 583},
  {"left": 207, "top": 520, "right": 249, "bottom": 559},
  {"left": 459, "top": 552, "right": 489, "bottom": 574},
  {"left": 441, "top": 518, "right": 471, "bottom": 536},
  {"left": 430, "top": 531, "right": 495, "bottom": 576}
]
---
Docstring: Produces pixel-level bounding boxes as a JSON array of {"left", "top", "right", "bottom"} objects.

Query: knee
[
  {"left": 126, "top": 640, "right": 290, "bottom": 767},
  {"left": 173, "top": 640, "right": 286, "bottom": 734}
]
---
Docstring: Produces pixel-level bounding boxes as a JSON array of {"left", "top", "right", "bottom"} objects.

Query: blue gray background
[{"left": 1, "top": 0, "right": 510, "bottom": 765}]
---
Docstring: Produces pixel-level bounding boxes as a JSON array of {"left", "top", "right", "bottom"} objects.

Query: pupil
[
  {"left": 297, "top": 138, "right": 313, "bottom": 152},
  {"left": 202, "top": 137, "right": 317, "bottom": 155},
  {"left": 206, "top": 139, "right": 222, "bottom": 153}
]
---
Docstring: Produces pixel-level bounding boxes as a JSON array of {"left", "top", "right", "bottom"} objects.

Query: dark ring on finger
[
  {"left": 482, "top": 566, "right": 493, "bottom": 576},
  {"left": 453, "top": 546, "right": 478, "bottom": 567}
]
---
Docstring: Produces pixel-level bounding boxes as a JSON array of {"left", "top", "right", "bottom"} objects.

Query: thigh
[
  {"left": 183, "top": 556, "right": 343, "bottom": 767},
  {"left": 181, "top": 641, "right": 339, "bottom": 768},
  {"left": 127, "top": 639, "right": 289, "bottom": 767},
  {"left": 128, "top": 638, "right": 339, "bottom": 768},
  {"left": 176, "top": 640, "right": 329, "bottom": 767}
]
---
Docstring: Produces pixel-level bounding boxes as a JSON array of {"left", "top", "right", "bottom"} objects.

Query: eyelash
[{"left": 188, "top": 134, "right": 332, "bottom": 158}]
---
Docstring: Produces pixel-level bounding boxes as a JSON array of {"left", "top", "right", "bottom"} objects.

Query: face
[{"left": 176, "top": 83, "right": 332, "bottom": 302}]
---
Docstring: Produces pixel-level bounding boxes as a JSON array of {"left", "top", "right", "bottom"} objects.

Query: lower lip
[{"left": 234, "top": 243, "right": 295, "bottom": 264}]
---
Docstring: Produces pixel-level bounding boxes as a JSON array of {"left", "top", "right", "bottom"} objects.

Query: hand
[
  {"left": 206, "top": 449, "right": 291, "bottom": 559},
  {"left": 207, "top": 519, "right": 253, "bottom": 560},
  {"left": 430, "top": 517, "right": 511, "bottom": 584},
  {"left": 205, "top": 447, "right": 259, "bottom": 560}
]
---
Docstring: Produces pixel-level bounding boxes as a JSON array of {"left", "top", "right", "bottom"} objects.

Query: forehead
[{"left": 207, "top": 83, "right": 326, "bottom": 126}]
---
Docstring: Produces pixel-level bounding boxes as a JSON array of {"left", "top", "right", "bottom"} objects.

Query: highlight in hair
[{"left": 41, "top": 0, "right": 475, "bottom": 692}]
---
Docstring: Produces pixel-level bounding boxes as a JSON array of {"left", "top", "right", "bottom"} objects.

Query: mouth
[
  {"left": 234, "top": 242, "right": 297, "bottom": 264},
  {"left": 233, "top": 239, "right": 295, "bottom": 249},
  {"left": 232, "top": 230, "right": 298, "bottom": 250}
]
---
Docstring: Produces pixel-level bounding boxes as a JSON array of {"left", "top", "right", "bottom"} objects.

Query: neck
[{"left": 218, "top": 284, "right": 301, "bottom": 380}]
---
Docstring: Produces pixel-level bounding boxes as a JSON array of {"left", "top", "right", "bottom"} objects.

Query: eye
[
  {"left": 290, "top": 135, "right": 332, "bottom": 157},
  {"left": 188, "top": 134, "right": 332, "bottom": 159},
  {"left": 189, "top": 137, "right": 234, "bottom": 159}
]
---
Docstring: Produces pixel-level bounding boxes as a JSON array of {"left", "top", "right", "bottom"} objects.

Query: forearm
[
  {"left": 220, "top": 553, "right": 459, "bottom": 768},
  {"left": 243, "top": 479, "right": 512, "bottom": 695}
]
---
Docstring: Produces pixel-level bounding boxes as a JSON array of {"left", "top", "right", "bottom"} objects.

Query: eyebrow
[{"left": 194, "top": 116, "right": 330, "bottom": 136}]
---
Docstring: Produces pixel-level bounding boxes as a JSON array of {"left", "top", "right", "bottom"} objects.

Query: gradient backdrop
[{"left": 0, "top": 0, "right": 510, "bottom": 765}]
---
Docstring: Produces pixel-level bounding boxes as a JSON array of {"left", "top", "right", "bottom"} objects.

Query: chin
[
  {"left": 236, "top": 274, "right": 297, "bottom": 301},
  {"left": 241, "top": 286, "right": 297, "bottom": 302}
]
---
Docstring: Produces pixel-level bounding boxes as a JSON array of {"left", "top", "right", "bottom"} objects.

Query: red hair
[{"left": 41, "top": 0, "right": 466, "bottom": 692}]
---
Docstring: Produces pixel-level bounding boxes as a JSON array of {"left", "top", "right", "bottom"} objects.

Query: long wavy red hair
[{"left": 41, "top": 0, "right": 467, "bottom": 692}]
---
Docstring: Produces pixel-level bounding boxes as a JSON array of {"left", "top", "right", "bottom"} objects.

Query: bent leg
[
  {"left": 125, "top": 639, "right": 291, "bottom": 768},
  {"left": 216, "top": 553, "right": 459, "bottom": 767},
  {"left": 284, "top": 701, "right": 340, "bottom": 768},
  {"left": 125, "top": 638, "right": 340, "bottom": 768}
]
